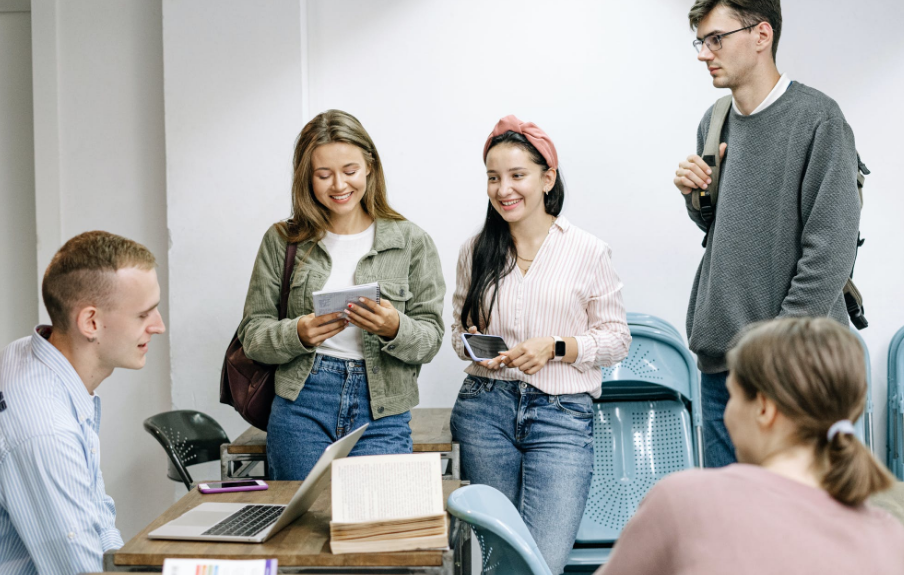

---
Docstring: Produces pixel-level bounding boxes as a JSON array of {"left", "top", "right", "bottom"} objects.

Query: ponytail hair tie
[{"left": 827, "top": 419, "right": 856, "bottom": 442}]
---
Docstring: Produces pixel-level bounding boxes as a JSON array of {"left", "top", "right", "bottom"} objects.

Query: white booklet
[
  {"left": 162, "top": 559, "right": 277, "bottom": 575},
  {"left": 313, "top": 282, "right": 381, "bottom": 317}
]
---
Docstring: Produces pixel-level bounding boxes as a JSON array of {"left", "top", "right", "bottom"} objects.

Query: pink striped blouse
[{"left": 451, "top": 216, "right": 631, "bottom": 396}]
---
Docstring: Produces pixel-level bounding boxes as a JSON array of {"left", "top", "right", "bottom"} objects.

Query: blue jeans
[
  {"left": 451, "top": 376, "right": 593, "bottom": 575},
  {"left": 267, "top": 354, "right": 413, "bottom": 480},
  {"left": 701, "top": 370, "right": 737, "bottom": 468}
]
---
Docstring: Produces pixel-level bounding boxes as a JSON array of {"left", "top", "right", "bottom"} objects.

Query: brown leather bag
[{"left": 220, "top": 243, "right": 298, "bottom": 430}]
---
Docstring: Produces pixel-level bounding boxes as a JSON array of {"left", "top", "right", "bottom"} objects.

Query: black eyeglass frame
[{"left": 693, "top": 23, "right": 757, "bottom": 53}]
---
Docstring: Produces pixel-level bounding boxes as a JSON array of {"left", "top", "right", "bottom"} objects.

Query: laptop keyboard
[{"left": 202, "top": 504, "right": 285, "bottom": 537}]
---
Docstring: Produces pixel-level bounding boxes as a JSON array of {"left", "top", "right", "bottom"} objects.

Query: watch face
[{"left": 555, "top": 340, "right": 566, "bottom": 356}]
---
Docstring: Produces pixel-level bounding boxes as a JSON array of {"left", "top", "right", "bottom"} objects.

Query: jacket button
[
  {"left": 378, "top": 406, "right": 385, "bottom": 414},
  {"left": 388, "top": 345, "right": 396, "bottom": 350},
  {"left": 372, "top": 366, "right": 380, "bottom": 374}
]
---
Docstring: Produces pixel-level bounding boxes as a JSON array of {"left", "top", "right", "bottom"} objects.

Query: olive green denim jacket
[{"left": 237, "top": 219, "right": 445, "bottom": 419}]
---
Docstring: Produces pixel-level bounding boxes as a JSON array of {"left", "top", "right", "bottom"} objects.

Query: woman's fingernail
[
  {"left": 358, "top": 297, "right": 365, "bottom": 302},
  {"left": 348, "top": 303, "right": 353, "bottom": 309}
]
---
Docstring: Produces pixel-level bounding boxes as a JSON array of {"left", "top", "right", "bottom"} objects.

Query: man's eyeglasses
[{"left": 693, "top": 24, "right": 757, "bottom": 53}]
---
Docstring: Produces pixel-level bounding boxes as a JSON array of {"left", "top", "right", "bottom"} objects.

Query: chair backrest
[
  {"left": 888, "top": 326, "right": 904, "bottom": 479},
  {"left": 576, "top": 400, "right": 693, "bottom": 546},
  {"left": 446, "top": 485, "right": 553, "bottom": 575},
  {"left": 572, "top": 319, "right": 700, "bottom": 556},
  {"left": 143, "top": 410, "right": 229, "bottom": 489},
  {"left": 850, "top": 329, "right": 873, "bottom": 451},
  {"left": 626, "top": 312, "right": 683, "bottom": 342}
]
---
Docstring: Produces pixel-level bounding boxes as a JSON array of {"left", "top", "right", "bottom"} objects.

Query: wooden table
[
  {"left": 105, "top": 480, "right": 470, "bottom": 574},
  {"left": 221, "top": 408, "right": 459, "bottom": 480}
]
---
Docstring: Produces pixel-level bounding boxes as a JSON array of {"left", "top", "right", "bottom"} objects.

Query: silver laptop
[{"left": 148, "top": 424, "right": 368, "bottom": 543}]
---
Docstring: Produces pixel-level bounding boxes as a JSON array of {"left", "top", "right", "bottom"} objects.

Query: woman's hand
[
  {"left": 464, "top": 326, "right": 506, "bottom": 370},
  {"left": 296, "top": 312, "right": 347, "bottom": 347},
  {"left": 347, "top": 298, "right": 400, "bottom": 339},
  {"left": 499, "top": 337, "right": 555, "bottom": 375}
]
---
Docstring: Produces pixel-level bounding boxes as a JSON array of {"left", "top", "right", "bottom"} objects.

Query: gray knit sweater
[{"left": 684, "top": 82, "right": 861, "bottom": 373}]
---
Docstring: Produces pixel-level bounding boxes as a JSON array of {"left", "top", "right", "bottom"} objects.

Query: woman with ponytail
[
  {"left": 450, "top": 115, "right": 632, "bottom": 575},
  {"left": 601, "top": 317, "right": 904, "bottom": 575}
]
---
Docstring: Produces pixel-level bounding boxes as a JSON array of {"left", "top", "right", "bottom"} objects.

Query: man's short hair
[
  {"left": 42, "top": 231, "right": 157, "bottom": 332},
  {"left": 688, "top": 0, "right": 782, "bottom": 62}
]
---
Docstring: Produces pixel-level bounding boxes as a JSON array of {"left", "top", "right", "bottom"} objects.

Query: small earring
[{"left": 87, "top": 336, "right": 96, "bottom": 343}]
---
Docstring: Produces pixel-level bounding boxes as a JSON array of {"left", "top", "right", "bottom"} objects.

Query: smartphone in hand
[
  {"left": 197, "top": 480, "right": 269, "bottom": 494},
  {"left": 461, "top": 333, "right": 509, "bottom": 362}
]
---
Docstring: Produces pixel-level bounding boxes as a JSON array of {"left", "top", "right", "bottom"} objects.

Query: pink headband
[{"left": 482, "top": 115, "right": 558, "bottom": 170}]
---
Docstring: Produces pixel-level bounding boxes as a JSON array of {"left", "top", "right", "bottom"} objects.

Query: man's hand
[
  {"left": 498, "top": 337, "right": 555, "bottom": 376},
  {"left": 297, "top": 312, "right": 347, "bottom": 347},
  {"left": 673, "top": 143, "right": 727, "bottom": 195},
  {"left": 347, "top": 298, "right": 400, "bottom": 339}
]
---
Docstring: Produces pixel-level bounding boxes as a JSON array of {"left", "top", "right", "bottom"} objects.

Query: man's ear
[
  {"left": 755, "top": 22, "right": 774, "bottom": 54},
  {"left": 755, "top": 391, "right": 779, "bottom": 431},
  {"left": 74, "top": 306, "right": 100, "bottom": 343}
]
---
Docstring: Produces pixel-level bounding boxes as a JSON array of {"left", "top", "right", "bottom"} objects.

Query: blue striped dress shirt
[{"left": 0, "top": 327, "right": 123, "bottom": 575}]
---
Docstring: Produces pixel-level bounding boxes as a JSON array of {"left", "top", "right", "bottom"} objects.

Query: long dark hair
[{"left": 460, "top": 131, "right": 565, "bottom": 331}]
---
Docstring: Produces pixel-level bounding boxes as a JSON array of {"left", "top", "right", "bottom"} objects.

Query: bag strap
[
  {"left": 693, "top": 95, "right": 733, "bottom": 248},
  {"left": 277, "top": 243, "right": 298, "bottom": 321}
]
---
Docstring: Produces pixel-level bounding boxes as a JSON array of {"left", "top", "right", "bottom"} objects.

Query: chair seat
[{"left": 576, "top": 399, "right": 693, "bottom": 544}]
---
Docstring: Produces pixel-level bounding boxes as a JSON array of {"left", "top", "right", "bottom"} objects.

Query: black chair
[{"left": 143, "top": 410, "right": 230, "bottom": 490}]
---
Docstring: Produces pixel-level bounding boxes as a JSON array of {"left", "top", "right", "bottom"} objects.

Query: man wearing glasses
[{"left": 673, "top": 0, "right": 862, "bottom": 468}]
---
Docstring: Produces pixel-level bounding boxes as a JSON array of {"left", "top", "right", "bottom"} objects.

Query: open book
[{"left": 330, "top": 453, "right": 448, "bottom": 554}]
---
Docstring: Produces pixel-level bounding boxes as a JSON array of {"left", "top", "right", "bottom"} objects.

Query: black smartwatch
[{"left": 552, "top": 336, "right": 566, "bottom": 360}]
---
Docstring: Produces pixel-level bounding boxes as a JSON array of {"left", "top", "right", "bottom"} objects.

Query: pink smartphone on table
[{"left": 197, "top": 479, "right": 268, "bottom": 494}]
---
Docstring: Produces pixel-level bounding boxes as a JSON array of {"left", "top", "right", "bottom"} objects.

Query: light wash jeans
[
  {"left": 451, "top": 376, "right": 593, "bottom": 575},
  {"left": 267, "top": 354, "right": 412, "bottom": 480},
  {"left": 701, "top": 370, "right": 738, "bottom": 468}
]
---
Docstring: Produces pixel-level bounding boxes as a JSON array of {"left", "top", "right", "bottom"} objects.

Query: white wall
[
  {"left": 30, "top": 0, "right": 173, "bottom": 541},
  {"left": 162, "top": 0, "right": 307, "bottom": 442},
  {"left": 301, "top": 0, "right": 904, "bottom": 462},
  {"left": 0, "top": 5, "right": 37, "bottom": 348},
  {"left": 163, "top": 0, "right": 904, "bottom": 466}
]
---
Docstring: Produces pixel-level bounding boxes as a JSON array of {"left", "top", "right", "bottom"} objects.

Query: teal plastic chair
[
  {"left": 446, "top": 484, "right": 553, "bottom": 575},
  {"left": 887, "top": 326, "right": 904, "bottom": 479},
  {"left": 850, "top": 329, "right": 874, "bottom": 452},
  {"left": 625, "top": 312, "right": 683, "bottom": 342},
  {"left": 567, "top": 317, "right": 701, "bottom": 572}
]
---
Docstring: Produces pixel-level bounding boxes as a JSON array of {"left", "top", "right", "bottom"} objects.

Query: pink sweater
[{"left": 600, "top": 464, "right": 904, "bottom": 575}]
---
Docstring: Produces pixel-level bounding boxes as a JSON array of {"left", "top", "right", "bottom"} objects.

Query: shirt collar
[
  {"left": 552, "top": 215, "right": 570, "bottom": 233},
  {"left": 732, "top": 73, "right": 792, "bottom": 116},
  {"left": 30, "top": 325, "right": 96, "bottom": 424},
  {"left": 372, "top": 218, "right": 406, "bottom": 252}
]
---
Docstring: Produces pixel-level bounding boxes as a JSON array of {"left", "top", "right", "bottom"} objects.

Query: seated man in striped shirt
[{"left": 0, "top": 231, "right": 165, "bottom": 575}]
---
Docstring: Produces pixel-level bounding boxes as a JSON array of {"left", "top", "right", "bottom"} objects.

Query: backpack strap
[
  {"left": 277, "top": 243, "right": 298, "bottom": 320},
  {"left": 693, "top": 95, "right": 733, "bottom": 247}
]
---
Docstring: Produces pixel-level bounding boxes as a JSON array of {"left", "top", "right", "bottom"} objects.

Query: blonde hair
[
  {"left": 727, "top": 317, "right": 893, "bottom": 506},
  {"left": 280, "top": 109, "right": 404, "bottom": 244},
  {"left": 42, "top": 231, "right": 157, "bottom": 332}
]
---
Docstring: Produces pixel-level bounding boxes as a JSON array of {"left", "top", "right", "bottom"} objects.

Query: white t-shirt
[{"left": 317, "top": 223, "right": 376, "bottom": 360}]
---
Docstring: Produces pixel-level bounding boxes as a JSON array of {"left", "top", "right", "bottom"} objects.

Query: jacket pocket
[
  {"left": 379, "top": 278, "right": 413, "bottom": 314},
  {"left": 288, "top": 269, "right": 312, "bottom": 317}
]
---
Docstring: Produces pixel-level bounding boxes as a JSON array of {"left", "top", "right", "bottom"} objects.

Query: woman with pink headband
[{"left": 450, "top": 115, "right": 632, "bottom": 574}]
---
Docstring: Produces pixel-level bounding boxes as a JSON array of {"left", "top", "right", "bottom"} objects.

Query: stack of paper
[{"left": 329, "top": 453, "right": 448, "bottom": 554}]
